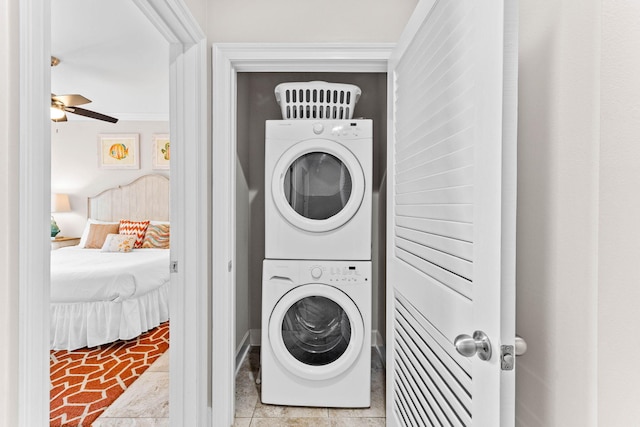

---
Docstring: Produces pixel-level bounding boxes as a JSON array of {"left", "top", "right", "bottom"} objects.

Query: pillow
[
  {"left": 142, "top": 224, "right": 170, "bottom": 249},
  {"left": 84, "top": 223, "right": 120, "bottom": 249},
  {"left": 79, "top": 219, "right": 119, "bottom": 248},
  {"left": 101, "top": 234, "right": 137, "bottom": 253},
  {"left": 119, "top": 219, "right": 150, "bottom": 248}
]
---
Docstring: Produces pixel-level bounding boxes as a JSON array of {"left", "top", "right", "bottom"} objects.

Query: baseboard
[
  {"left": 372, "top": 330, "right": 386, "bottom": 368},
  {"left": 235, "top": 331, "right": 251, "bottom": 376},
  {"left": 250, "top": 328, "right": 261, "bottom": 346}
]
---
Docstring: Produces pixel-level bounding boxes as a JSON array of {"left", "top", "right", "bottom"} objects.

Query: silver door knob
[{"left": 454, "top": 330, "right": 492, "bottom": 361}]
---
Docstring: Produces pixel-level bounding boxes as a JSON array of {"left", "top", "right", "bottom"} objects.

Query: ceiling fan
[{"left": 50, "top": 56, "right": 119, "bottom": 123}]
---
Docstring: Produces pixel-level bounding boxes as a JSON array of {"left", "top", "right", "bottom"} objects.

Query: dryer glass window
[
  {"left": 282, "top": 296, "right": 351, "bottom": 366},
  {"left": 284, "top": 152, "right": 352, "bottom": 220}
]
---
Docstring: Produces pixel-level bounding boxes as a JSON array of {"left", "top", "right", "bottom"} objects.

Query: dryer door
[
  {"left": 268, "top": 283, "right": 365, "bottom": 381},
  {"left": 272, "top": 139, "right": 365, "bottom": 233}
]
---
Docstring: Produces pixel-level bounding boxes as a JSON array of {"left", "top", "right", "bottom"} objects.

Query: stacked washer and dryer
[{"left": 261, "top": 81, "right": 373, "bottom": 408}]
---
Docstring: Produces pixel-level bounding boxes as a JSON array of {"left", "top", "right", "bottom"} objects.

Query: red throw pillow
[{"left": 119, "top": 219, "right": 150, "bottom": 248}]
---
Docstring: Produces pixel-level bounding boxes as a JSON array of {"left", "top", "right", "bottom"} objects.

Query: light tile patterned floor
[
  {"left": 234, "top": 347, "right": 386, "bottom": 427},
  {"left": 92, "top": 347, "right": 385, "bottom": 426}
]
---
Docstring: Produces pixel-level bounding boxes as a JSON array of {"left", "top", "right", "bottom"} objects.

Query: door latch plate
[{"left": 501, "top": 345, "right": 514, "bottom": 371}]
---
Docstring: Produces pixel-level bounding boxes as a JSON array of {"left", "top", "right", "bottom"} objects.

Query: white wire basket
[{"left": 274, "top": 81, "right": 362, "bottom": 120}]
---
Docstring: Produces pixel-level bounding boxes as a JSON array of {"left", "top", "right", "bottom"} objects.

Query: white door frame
[
  {"left": 211, "top": 43, "right": 393, "bottom": 427},
  {"left": 18, "top": 0, "right": 208, "bottom": 426}
]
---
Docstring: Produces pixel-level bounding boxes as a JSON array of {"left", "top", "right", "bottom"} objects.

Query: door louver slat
[
  {"left": 396, "top": 292, "right": 471, "bottom": 381},
  {"left": 396, "top": 231, "right": 472, "bottom": 278},
  {"left": 396, "top": 311, "right": 471, "bottom": 422},
  {"left": 395, "top": 185, "right": 473, "bottom": 206},
  {"left": 396, "top": 146, "right": 474, "bottom": 184},
  {"left": 396, "top": 247, "right": 472, "bottom": 298},
  {"left": 395, "top": 166, "right": 473, "bottom": 196},
  {"left": 395, "top": 204, "right": 473, "bottom": 224},
  {"left": 393, "top": 0, "right": 475, "bottom": 295},
  {"left": 396, "top": 127, "right": 474, "bottom": 174},
  {"left": 395, "top": 226, "right": 472, "bottom": 261},
  {"left": 394, "top": 292, "right": 472, "bottom": 426},
  {"left": 395, "top": 216, "right": 473, "bottom": 243},
  {"left": 395, "top": 358, "right": 436, "bottom": 425}
]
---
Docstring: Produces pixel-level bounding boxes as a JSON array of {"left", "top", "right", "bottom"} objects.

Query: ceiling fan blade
[
  {"left": 65, "top": 106, "right": 119, "bottom": 123},
  {"left": 52, "top": 94, "right": 91, "bottom": 107}
]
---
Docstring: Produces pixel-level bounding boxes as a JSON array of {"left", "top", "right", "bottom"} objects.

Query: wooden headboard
[{"left": 88, "top": 174, "right": 170, "bottom": 221}]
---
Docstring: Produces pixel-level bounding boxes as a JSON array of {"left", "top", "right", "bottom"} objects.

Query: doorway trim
[
  {"left": 19, "top": 0, "right": 207, "bottom": 425},
  {"left": 211, "top": 43, "right": 393, "bottom": 426}
]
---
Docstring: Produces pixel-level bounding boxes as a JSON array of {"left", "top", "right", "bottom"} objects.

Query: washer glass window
[
  {"left": 283, "top": 152, "right": 352, "bottom": 220},
  {"left": 281, "top": 295, "right": 352, "bottom": 366}
]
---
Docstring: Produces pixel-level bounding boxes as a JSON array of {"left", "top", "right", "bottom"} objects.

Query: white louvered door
[{"left": 386, "top": 0, "right": 518, "bottom": 426}]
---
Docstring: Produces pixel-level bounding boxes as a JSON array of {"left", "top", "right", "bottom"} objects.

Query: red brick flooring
[{"left": 50, "top": 322, "right": 169, "bottom": 427}]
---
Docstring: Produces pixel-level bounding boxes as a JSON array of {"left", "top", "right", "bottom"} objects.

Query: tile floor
[
  {"left": 92, "top": 350, "right": 170, "bottom": 427},
  {"left": 92, "top": 347, "right": 386, "bottom": 427},
  {"left": 234, "top": 347, "right": 386, "bottom": 427}
]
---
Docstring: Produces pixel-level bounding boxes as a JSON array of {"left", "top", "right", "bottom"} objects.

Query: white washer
[
  {"left": 261, "top": 259, "right": 371, "bottom": 408},
  {"left": 265, "top": 119, "right": 372, "bottom": 260}
]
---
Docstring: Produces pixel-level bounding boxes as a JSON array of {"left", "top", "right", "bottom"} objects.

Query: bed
[{"left": 50, "top": 174, "right": 171, "bottom": 351}]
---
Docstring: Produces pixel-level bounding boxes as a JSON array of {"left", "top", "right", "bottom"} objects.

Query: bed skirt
[{"left": 50, "top": 281, "right": 170, "bottom": 351}]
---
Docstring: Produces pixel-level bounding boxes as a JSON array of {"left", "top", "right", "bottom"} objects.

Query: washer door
[
  {"left": 272, "top": 139, "right": 365, "bottom": 233},
  {"left": 268, "top": 283, "right": 365, "bottom": 381}
]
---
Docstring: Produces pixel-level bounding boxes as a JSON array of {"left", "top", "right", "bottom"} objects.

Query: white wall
[
  {"left": 516, "top": 0, "right": 600, "bottom": 425},
  {"left": 51, "top": 120, "right": 169, "bottom": 237},
  {"left": 0, "top": 0, "right": 19, "bottom": 423},
  {"left": 208, "top": 0, "right": 417, "bottom": 43},
  {"left": 516, "top": 0, "right": 640, "bottom": 426},
  {"left": 599, "top": 1, "right": 640, "bottom": 424}
]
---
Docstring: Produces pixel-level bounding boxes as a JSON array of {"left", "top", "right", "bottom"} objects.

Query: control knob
[
  {"left": 310, "top": 266, "right": 323, "bottom": 279},
  {"left": 312, "top": 123, "right": 324, "bottom": 135}
]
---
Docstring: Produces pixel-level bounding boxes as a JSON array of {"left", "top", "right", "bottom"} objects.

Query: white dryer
[
  {"left": 261, "top": 259, "right": 371, "bottom": 408},
  {"left": 265, "top": 119, "right": 372, "bottom": 260}
]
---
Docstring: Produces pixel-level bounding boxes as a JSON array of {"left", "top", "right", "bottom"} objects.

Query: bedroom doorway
[
  {"left": 19, "top": 1, "right": 208, "bottom": 426},
  {"left": 49, "top": 1, "right": 172, "bottom": 422}
]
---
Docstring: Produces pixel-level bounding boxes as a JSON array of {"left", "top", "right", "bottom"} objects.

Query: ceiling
[{"left": 51, "top": 0, "right": 169, "bottom": 122}]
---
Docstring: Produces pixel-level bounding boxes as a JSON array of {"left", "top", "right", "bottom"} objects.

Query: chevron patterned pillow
[
  {"left": 142, "top": 224, "right": 170, "bottom": 249},
  {"left": 119, "top": 219, "right": 150, "bottom": 248}
]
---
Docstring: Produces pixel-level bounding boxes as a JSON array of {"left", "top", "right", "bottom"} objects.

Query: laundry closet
[{"left": 234, "top": 72, "right": 388, "bottom": 360}]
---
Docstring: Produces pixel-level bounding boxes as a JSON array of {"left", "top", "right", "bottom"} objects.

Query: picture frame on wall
[
  {"left": 152, "top": 133, "right": 170, "bottom": 170},
  {"left": 98, "top": 134, "right": 140, "bottom": 169}
]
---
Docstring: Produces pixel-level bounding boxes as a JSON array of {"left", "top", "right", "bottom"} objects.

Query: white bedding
[
  {"left": 51, "top": 247, "right": 170, "bottom": 303},
  {"left": 50, "top": 247, "right": 171, "bottom": 351}
]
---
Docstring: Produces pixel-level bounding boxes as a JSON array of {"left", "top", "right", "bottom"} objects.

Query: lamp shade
[{"left": 51, "top": 193, "right": 71, "bottom": 213}]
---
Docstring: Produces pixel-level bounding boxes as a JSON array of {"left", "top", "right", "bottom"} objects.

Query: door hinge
[
  {"left": 170, "top": 261, "right": 178, "bottom": 273},
  {"left": 228, "top": 260, "right": 232, "bottom": 272},
  {"left": 501, "top": 345, "right": 514, "bottom": 371}
]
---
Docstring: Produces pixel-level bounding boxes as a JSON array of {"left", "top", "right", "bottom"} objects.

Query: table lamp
[{"left": 51, "top": 193, "right": 71, "bottom": 238}]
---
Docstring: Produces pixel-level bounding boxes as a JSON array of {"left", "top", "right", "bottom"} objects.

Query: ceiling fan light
[{"left": 50, "top": 106, "right": 66, "bottom": 120}]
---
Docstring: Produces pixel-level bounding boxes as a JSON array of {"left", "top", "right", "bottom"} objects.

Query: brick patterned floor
[{"left": 49, "top": 321, "right": 169, "bottom": 427}]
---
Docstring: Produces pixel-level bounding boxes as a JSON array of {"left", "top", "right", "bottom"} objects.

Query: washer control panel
[{"left": 307, "top": 263, "right": 369, "bottom": 284}]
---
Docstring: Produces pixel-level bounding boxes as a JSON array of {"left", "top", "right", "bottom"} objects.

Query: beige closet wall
[
  {"left": 599, "top": 1, "right": 640, "bottom": 424},
  {"left": 517, "top": 0, "right": 640, "bottom": 425},
  {"left": 516, "top": 0, "right": 600, "bottom": 425}
]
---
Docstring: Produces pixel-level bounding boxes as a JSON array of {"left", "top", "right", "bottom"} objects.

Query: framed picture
[
  {"left": 98, "top": 134, "right": 140, "bottom": 169},
  {"left": 152, "top": 133, "right": 170, "bottom": 170}
]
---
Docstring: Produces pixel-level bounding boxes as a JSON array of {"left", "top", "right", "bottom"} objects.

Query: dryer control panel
[{"left": 266, "top": 119, "right": 372, "bottom": 141}]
